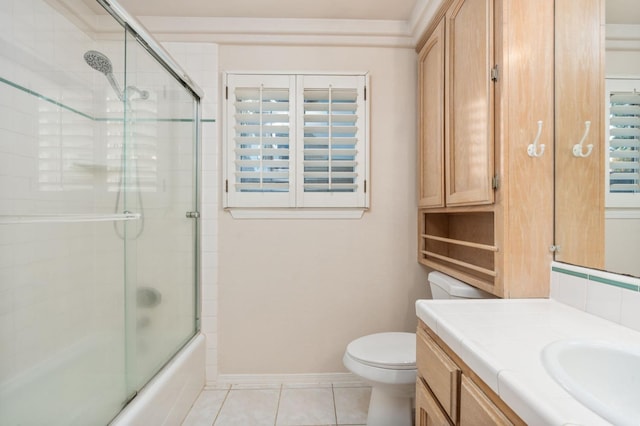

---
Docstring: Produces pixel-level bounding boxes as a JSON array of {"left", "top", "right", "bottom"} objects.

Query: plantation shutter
[
  {"left": 606, "top": 78, "right": 640, "bottom": 207},
  {"left": 297, "top": 75, "right": 368, "bottom": 208},
  {"left": 225, "top": 74, "right": 295, "bottom": 207}
]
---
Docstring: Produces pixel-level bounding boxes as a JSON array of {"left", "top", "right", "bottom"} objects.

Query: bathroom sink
[{"left": 541, "top": 339, "right": 640, "bottom": 426}]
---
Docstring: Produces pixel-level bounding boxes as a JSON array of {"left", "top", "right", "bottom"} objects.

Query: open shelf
[{"left": 419, "top": 210, "right": 498, "bottom": 292}]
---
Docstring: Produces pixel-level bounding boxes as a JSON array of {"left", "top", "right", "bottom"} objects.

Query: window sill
[{"left": 225, "top": 208, "right": 367, "bottom": 220}]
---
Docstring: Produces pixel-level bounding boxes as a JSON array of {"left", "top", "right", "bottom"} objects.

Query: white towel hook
[
  {"left": 527, "top": 120, "right": 545, "bottom": 158},
  {"left": 572, "top": 121, "right": 593, "bottom": 158}
]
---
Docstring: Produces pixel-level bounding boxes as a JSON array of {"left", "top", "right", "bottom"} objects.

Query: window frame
[{"left": 222, "top": 72, "right": 370, "bottom": 217}]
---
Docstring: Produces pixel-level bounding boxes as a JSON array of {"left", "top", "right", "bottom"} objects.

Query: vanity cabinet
[
  {"left": 416, "top": 0, "right": 554, "bottom": 297},
  {"left": 416, "top": 321, "right": 524, "bottom": 426}
]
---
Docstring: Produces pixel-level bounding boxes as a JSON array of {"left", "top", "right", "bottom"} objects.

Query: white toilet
[{"left": 343, "top": 271, "right": 493, "bottom": 426}]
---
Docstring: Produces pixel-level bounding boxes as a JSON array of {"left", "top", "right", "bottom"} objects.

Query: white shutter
[
  {"left": 296, "top": 75, "right": 368, "bottom": 208},
  {"left": 606, "top": 78, "right": 640, "bottom": 207},
  {"left": 224, "top": 74, "right": 295, "bottom": 207}
]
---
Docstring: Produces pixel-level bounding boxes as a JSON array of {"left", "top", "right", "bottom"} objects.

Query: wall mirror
[{"left": 555, "top": 0, "right": 640, "bottom": 278}]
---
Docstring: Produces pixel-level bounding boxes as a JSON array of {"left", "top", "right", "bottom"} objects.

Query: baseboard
[{"left": 209, "top": 372, "right": 366, "bottom": 388}]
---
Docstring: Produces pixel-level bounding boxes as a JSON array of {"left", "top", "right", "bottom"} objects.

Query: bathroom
[{"left": 0, "top": 0, "right": 639, "bottom": 425}]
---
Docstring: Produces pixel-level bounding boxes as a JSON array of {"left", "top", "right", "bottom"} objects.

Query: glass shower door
[{"left": 122, "top": 29, "right": 199, "bottom": 394}]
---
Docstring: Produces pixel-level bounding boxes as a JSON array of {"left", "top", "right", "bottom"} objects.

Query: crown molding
[{"left": 90, "top": 1, "right": 441, "bottom": 48}]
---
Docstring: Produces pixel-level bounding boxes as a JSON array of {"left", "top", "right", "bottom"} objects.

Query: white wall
[{"left": 217, "top": 44, "right": 428, "bottom": 374}]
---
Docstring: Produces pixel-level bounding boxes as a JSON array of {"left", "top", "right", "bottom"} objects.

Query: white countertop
[{"left": 415, "top": 298, "right": 640, "bottom": 425}]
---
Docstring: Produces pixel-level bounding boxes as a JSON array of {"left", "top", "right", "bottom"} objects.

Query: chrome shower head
[
  {"left": 84, "top": 50, "right": 113, "bottom": 75},
  {"left": 84, "top": 50, "right": 123, "bottom": 101},
  {"left": 83, "top": 50, "right": 150, "bottom": 102}
]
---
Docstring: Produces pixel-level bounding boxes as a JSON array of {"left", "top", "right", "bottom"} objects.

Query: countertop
[{"left": 415, "top": 298, "right": 640, "bottom": 425}]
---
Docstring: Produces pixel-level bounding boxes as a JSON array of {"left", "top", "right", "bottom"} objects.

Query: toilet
[{"left": 343, "top": 271, "right": 493, "bottom": 426}]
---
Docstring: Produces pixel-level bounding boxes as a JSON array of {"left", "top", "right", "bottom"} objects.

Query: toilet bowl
[{"left": 343, "top": 271, "right": 493, "bottom": 426}]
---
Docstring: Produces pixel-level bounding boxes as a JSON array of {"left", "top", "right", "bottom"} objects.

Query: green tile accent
[
  {"left": 589, "top": 275, "right": 640, "bottom": 292},
  {"left": 552, "top": 266, "right": 589, "bottom": 279}
]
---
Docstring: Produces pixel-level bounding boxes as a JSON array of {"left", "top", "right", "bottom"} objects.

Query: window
[
  {"left": 606, "top": 78, "right": 640, "bottom": 208},
  {"left": 223, "top": 73, "right": 369, "bottom": 213}
]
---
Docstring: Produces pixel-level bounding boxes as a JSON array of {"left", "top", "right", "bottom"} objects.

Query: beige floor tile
[
  {"left": 214, "top": 389, "right": 280, "bottom": 426},
  {"left": 276, "top": 387, "right": 337, "bottom": 425},
  {"left": 333, "top": 386, "right": 370, "bottom": 425},
  {"left": 181, "top": 390, "right": 229, "bottom": 426}
]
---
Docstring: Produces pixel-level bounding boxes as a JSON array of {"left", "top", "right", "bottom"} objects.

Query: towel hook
[
  {"left": 572, "top": 121, "right": 593, "bottom": 158},
  {"left": 527, "top": 120, "right": 545, "bottom": 158}
]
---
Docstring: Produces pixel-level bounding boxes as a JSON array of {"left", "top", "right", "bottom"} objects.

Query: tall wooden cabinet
[
  {"left": 554, "top": 0, "right": 605, "bottom": 269},
  {"left": 417, "top": 0, "right": 555, "bottom": 298}
]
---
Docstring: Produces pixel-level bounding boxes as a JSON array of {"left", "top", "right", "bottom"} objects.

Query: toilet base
[{"left": 366, "top": 386, "right": 413, "bottom": 426}]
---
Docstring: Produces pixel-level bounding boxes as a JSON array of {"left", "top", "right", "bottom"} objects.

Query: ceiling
[
  {"left": 91, "top": 0, "right": 420, "bottom": 21},
  {"left": 606, "top": 0, "right": 640, "bottom": 24}
]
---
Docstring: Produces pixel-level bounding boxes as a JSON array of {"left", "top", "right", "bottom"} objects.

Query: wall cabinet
[
  {"left": 416, "top": 321, "right": 523, "bottom": 426},
  {"left": 554, "top": 0, "right": 605, "bottom": 268},
  {"left": 416, "top": 0, "right": 555, "bottom": 297}
]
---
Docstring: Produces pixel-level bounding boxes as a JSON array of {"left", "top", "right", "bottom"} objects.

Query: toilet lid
[{"left": 346, "top": 332, "right": 416, "bottom": 370}]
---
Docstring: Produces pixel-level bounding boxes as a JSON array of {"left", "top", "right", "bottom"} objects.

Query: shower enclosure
[{"left": 0, "top": 0, "right": 202, "bottom": 424}]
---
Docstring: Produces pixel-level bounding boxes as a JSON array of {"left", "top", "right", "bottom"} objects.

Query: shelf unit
[{"left": 419, "top": 208, "right": 498, "bottom": 293}]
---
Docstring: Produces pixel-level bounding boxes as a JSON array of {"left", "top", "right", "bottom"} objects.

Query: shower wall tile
[{"left": 163, "top": 41, "right": 220, "bottom": 385}]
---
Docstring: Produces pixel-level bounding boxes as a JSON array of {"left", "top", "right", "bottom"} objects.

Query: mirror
[{"left": 555, "top": 0, "right": 640, "bottom": 278}]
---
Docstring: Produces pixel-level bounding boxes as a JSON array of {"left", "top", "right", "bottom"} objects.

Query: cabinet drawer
[
  {"left": 416, "top": 378, "right": 453, "bottom": 426},
  {"left": 416, "top": 327, "right": 460, "bottom": 422},
  {"left": 460, "top": 375, "right": 513, "bottom": 426}
]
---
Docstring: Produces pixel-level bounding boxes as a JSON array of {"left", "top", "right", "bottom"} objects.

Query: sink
[{"left": 541, "top": 339, "right": 640, "bottom": 426}]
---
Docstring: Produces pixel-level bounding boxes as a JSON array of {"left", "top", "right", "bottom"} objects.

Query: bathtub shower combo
[{"left": 0, "top": 0, "right": 203, "bottom": 424}]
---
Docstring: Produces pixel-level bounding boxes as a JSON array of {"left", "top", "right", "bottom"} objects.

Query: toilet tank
[{"left": 428, "top": 271, "right": 494, "bottom": 299}]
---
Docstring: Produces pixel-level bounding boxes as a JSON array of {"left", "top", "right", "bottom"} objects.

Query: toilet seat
[{"left": 345, "top": 332, "right": 416, "bottom": 370}]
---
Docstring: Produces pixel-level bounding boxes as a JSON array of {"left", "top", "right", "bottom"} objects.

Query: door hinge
[
  {"left": 490, "top": 65, "right": 499, "bottom": 82},
  {"left": 492, "top": 175, "right": 499, "bottom": 190},
  {"left": 225, "top": 179, "right": 229, "bottom": 193}
]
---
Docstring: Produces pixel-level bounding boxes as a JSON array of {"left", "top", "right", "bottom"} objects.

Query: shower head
[
  {"left": 84, "top": 50, "right": 113, "bottom": 75},
  {"left": 83, "top": 50, "right": 149, "bottom": 101}
]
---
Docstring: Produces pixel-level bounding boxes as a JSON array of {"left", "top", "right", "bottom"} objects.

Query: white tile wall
[
  {"left": 550, "top": 261, "right": 640, "bottom": 332},
  {"left": 162, "top": 42, "right": 220, "bottom": 385}
]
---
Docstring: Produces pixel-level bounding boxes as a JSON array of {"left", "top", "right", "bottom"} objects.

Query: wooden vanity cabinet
[
  {"left": 416, "top": 321, "right": 524, "bottom": 426},
  {"left": 416, "top": 0, "right": 555, "bottom": 298}
]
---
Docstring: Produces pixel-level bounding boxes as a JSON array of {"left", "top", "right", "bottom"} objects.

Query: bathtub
[{"left": 110, "top": 333, "right": 205, "bottom": 426}]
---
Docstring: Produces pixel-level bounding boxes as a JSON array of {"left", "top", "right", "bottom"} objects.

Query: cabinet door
[
  {"left": 460, "top": 375, "right": 513, "bottom": 426},
  {"left": 419, "top": 18, "right": 446, "bottom": 208},
  {"left": 417, "top": 327, "right": 460, "bottom": 422},
  {"left": 554, "top": 0, "right": 605, "bottom": 268},
  {"left": 445, "top": 0, "right": 495, "bottom": 206},
  {"left": 416, "top": 378, "right": 454, "bottom": 426}
]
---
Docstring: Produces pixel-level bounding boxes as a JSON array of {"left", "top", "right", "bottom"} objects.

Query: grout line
[
  {"left": 273, "top": 384, "right": 283, "bottom": 426},
  {"left": 210, "top": 388, "right": 230, "bottom": 426},
  {"left": 331, "top": 384, "right": 338, "bottom": 426}
]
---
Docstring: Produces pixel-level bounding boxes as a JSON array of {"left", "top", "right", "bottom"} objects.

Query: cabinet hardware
[
  {"left": 186, "top": 211, "right": 200, "bottom": 219},
  {"left": 492, "top": 175, "right": 499, "bottom": 190},
  {"left": 225, "top": 179, "right": 229, "bottom": 193},
  {"left": 527, "top": 121, "right": 545, "bottom": 157},
  {"left": 490, "top": 65, "right": 499, "bottom": 82},
  {"left": 549, "top": 245, "right": 561, "bottom": 253},
  {"left": 571, "top": 121, "right": 593, "bottom": 158}
]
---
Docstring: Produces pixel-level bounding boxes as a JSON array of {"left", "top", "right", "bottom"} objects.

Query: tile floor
[{"left": 181, "top": 383, "right": 372, "bottom": 426}]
